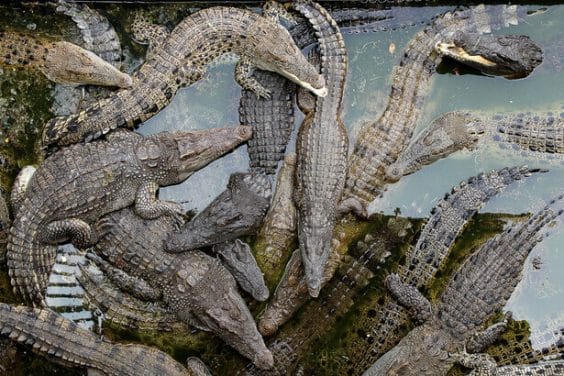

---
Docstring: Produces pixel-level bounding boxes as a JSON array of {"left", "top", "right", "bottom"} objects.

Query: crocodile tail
[
  {"left": 0, "top": 303, "right": 191, "bottom": 376},
  {"left": 7, "top": 213, "right": 56, "bottom": 304}
]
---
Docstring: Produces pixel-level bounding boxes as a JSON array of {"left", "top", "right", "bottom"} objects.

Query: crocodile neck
[{"left": 344, "top": 5, "right": 524, "bottom": 210}]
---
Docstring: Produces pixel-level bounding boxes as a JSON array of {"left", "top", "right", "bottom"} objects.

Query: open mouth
[{"left": 435, "top": 41, "right": 497, "bottom": 67}]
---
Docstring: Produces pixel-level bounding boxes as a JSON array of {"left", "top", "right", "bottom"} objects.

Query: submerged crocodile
[
  {"left": 7, "top": 126, "right": 251, "bottom": 304},
  {"left": 386, "top": 108, "right": 564, "bottom": 181},
  {"left": 293, "top": 0, "right": 349, "bottom": 297},
  {"left": 344, "top": 5, "right": 543, "bottom": 214},
  {"left": 89, "top": 207, "right": 273, "bottom": 368},
  {"left": 42, "top": 6, "right": 327, "bottom": 147},
  {"left": 0, "top": 302, "right": 195, "bottom": 376},
  {"left": 364, "top": 193, "right": 564, "bottom": 375},
  {"left": 0, "top": 31, "right": 131, "bottom": 88}
]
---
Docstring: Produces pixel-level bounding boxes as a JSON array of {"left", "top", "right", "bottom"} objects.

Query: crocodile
[
  {"left": 41, "top": 6, "right": 327, "bottom": 147},
  {"left": 353, "top": 166, "right": 541, "bottom": 372},
  {"left": 293, "top": 0, "right": 349, "bottom": 297},
  {"left": 386, "top": 108, "right": 564, "bottom": 181},
  {"left": 239, "top": 5, "right": 442, "bottom": 176},
  {"left": 344, "top": 5, "right": 543, "bottom": 214},
  {"left": 0, "top": 191, "right": 10, "bottom": 265},
  {"left": 166, "top": 171, "right": 271, "bottom": 252},
  {"left": 7, "top": 126, "right": 252, "bottom": 304},
  {"left": 0, "top": 30, "right": 131, "bottom": 88},
  {"left": 91, "top": 207, "right": 274, "bottom": 369},
  {"left": 363, "top": 192, "right": 564, "bottom": 375},
  {"left": 0, "top": 302, "right": 195, "bottom": 376},
  {"left": 254, "top": 153, "right": 297, "bottom": 286}
]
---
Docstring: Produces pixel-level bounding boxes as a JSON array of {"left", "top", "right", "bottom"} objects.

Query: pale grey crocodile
[
  {"left": 7, "top": 126, "right": 251, "bottom": 304},
  {"left": 0, "top": 30, "right": 131, "bottom": 88},
  {"left": 344, "top": 5, "right": 543, "bottom": 214},
  {"left": 293, "top": 0, "right": 349, "bottom": 297},
  {"left": 363, "top": 193, "right": 564, "bottom": 375},
  {"left": 386, "top": 108, "right": 564, "bottom": 181},
  {"left": 42, "top": 5, "right": 327, "bottom": 147}
]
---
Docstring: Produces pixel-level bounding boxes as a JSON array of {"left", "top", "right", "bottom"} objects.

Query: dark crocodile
[
  {"left": 364, "top": 193, "right": 564, "bottom": 375},
  {"left": 0, "top": 302, "right": 193, "bottom": 376},
  {"left": 386, "top": 108, "right": 564, "bottom": 181},
  {"left": 0, "top": 30, "right": 131, "bottom": 88},
  {"left": 166, "top": 171, "right": 271, "bottom": 252},
  {"left": 7, "top": 126, "right": 251, "bottom": 304},
  {"left": 42, "top": 6, "right": 327, "bottom": 147},
  {"left": 212, "top": 239, "right": 270, "bottom": 302},
  {"left": 293, "top": 0, "right": 349, "bottom": 297},
  {"left": 91, "top": 207, "right": 273, "bottom": 368},
  {"left": 344, "top": 5, "right": 543, "bottom": 214}
]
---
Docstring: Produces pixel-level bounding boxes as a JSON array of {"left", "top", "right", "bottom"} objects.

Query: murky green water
[{"left": 0, "top": 2, "right": 562, "bottom": 372}]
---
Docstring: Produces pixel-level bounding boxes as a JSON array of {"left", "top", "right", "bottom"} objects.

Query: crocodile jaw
[
  {"left": 435, "top": 41, "right": 497, "bottom": 67},
  {"left": 279, "top": 69, "right": 328, "bottom": 97}
]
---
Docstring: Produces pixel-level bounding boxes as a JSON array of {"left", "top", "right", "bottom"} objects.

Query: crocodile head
[
  {"left": 42, "top": 41, "right": 133, "bottom": 88},
  {"left": 385, "top": 111, "right": 483, "bottom": 182},
  {"left": 298, "top": 221, "right": 334, "bottom": 298},
  {"left": 171, "top": 254, "right": 273, "bottom": 370},
  {"left": 435, "top": 33, "right": 543, "bottom": 79},
  {"left": 153, "top": 125, "right": 252, "bottom": 185},
  {"left": 248, "top": 20, "right": 327, "bottom": 97}
]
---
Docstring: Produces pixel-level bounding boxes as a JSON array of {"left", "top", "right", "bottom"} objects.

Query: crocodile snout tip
[
  {"left": 254, "top": 349, "right": 274, "bottom": 370},
  {"left": 235, "top": 125, "right": 253, "bottom": 141}
]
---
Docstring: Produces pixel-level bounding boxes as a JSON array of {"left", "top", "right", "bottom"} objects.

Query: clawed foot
[
  {"left": 253, "top": 85, "right": 272, "bottom": 100},
  {"left": 162, "top": 201, "right": 186, "bottom": 228}
]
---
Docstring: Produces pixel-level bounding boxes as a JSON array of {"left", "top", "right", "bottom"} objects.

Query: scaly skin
[
  {"left": 239, "top": 6, "right": 440, "bottom": 176},
  {"left": 54, "top": 0, "right": 123, "bottom": 68},
  {"left": 0, "top": 190, "right": 10, "bottom": 265},
  {"left": 293, "top": 0, "right": 349, "bottom": 297},
  {"left": 7, "top": 126, "right": 252, "bottom": 304},
  {"left": 387, "top": 108, "right": 564, "bottom": 181},
  {"left": 213, "top": 239, "right": 269, "bottom": 302},
  {"left": 0, "top": 303, "right": 191, "bottom": 376},
  {"left": 93, "top": 208, "right": 274, "bottom": 369},
  {"left": 356, "top": 166, "right": 540, "bottom": 372},
  {"left": 363, "top": 194, "right": 564, "bottom": 375},
  {"left": 0, "top": 31, "right": 131, "bottom": 87},
  {"left": 344, "top": 5, "right": 543, "bottom": 213},
  {"left": 166, "top": 172, "right": 271, "bottom": 252},
  {"left": 466, "top": 358, "right": 564, "bottom": 376},
  {"left": 42, "top": 6, "right": 327, "bottom": 147},
  {"left": 254, "top": 153, "right": 297, "bottom": 286}
]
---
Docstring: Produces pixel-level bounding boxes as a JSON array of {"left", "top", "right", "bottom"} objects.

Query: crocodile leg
[
  {"left": 131, "top": 12, "right": 169, "bottom": 49},
  {"left": 262, "top": 1, "right": 297, "bottom": 24},
  {"left": 385, "top": 273, "right": 433, "bottom": 323},
  {"left": 85, "top": 253, "right": 162, "bottom": 301},
  {"left": 235, "top": 58, "right": 272, "bottom": 99},
  {"left": 451, "top": 351, "right": 498, "bottom": 373},
  {"left": 39, "top": 218, "right": 96, "bottom": 248},
  {"left": 135, "top": 181, "right": 184, "bottom": 222},
  {"left": 466, "top": 319, "right": 510, "bottom": 353}
]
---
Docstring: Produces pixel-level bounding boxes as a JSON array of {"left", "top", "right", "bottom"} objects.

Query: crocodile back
[
  {"left": 437, "top": 195, "right": 564, "bottom": 336},
  {"left": 240, "top": 70, "right": 296, "bottom": 175},
  {"left": 7, "top": 137, "right": 142, "bottom": 303}
]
